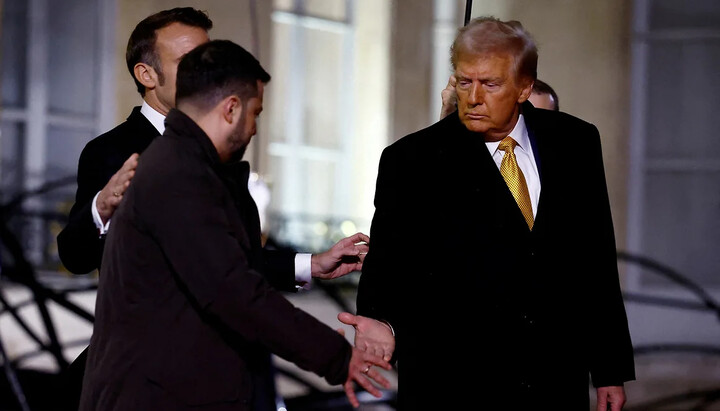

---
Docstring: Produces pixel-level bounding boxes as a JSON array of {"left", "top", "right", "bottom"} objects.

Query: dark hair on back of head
[
  {"left": 126, "top": 7, "right": 213, "bottom": 96},
  {"left": 176, "top": 40, "right": 271, "bottom": 113},
  {"left": 532, "top": 79, "right": 559, "bottom": 111}
]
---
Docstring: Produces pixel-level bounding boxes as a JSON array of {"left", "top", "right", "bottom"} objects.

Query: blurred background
[{"left": 1, "top": 0, "right": 719, "bottom": 409}]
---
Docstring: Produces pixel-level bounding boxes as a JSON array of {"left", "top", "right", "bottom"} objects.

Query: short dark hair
[
  {"left": 126, "top": 7, "right": 213, "bottom": 96},
  {"left": 451, "top": 16, "right": 538, "bottom": 84},
  {"left": 532, "top": 79, "right": 559, "bottom": 111},
  {"left": 176, "top": 40, "right": 271, "bottom": 113}
]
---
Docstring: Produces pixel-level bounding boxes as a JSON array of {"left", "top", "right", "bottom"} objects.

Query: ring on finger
[
  {"left": 112, "top": 191, "right": 120, "bottom": 197},
  {"left": 362, "top": 365, "right": 370, "bottom": 374}
]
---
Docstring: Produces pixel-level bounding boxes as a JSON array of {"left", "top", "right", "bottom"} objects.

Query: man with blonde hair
[{"left": 342, "top": 16, "right": 635, "bottom": 410}]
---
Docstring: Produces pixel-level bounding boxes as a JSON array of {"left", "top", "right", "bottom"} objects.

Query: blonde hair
[{"left": 450, "top": 16, "right": 538, "bottom": 83}]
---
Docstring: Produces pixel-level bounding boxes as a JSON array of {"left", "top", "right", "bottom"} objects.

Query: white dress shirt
[{"left": 91, "top": 101, "right": 312, "bottom": 286}]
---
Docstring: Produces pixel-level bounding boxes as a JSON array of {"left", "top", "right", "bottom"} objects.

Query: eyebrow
[{"left": 456, "top": 74, "right": 504, "bottom": 83}]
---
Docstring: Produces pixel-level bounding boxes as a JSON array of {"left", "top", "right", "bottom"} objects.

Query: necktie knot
[
  {"left": 498, "top": 136, "right": 518, "bottom": 154},
  {"left": 497, "top": 136, "right": 534, "bottom": 230}
]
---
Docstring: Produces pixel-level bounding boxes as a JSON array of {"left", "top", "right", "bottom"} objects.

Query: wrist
[
  {"left": 310, "top": 254, "right": 318, "bottom": 276},
  {"left": 97, "top": 204, "right": 111, "bottom": 224}
]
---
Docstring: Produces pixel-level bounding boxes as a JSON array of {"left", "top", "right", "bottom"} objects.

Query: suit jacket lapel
[
  {"left": 442, "top": 115, "right": 530, "bottom": 232},
  {"left": 127, "top": 106, "right": 162, "bottom": 151},
  {"left": 522, "top": 102, "right": 553, "bottom": 233}
]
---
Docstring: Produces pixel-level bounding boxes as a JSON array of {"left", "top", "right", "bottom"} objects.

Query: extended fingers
[
  {"left": 350, "top": 362, "right": 390, "bottom": 402},
  {"left": 350, "top": 232, "right": 370, "bottom": 244},
  {"left": 111, "top": 154, "right": 139, "bottom": 197},
  {"left": 355, "top": 242, "right": 369, "bottom": 255},
  {"left": 361, "top": 350, "right": 392, "bottom": 371},
  {"left": 343, "top": 381, "right": 360, "bottom": 408},
  {"left": 119, "top": 166, "right": 136, "bottom": 186},
  {"left": 345, "top": 347, "right": 392, "bottom": 408},
  {"left": 107, "top": 179, "right": 130, "bottom": 202},
  {"left": 338, "top": 232, "right": 368, "bottom": 250},
  {"left": 596, "top": 396, "right": 607, "bottom": 411},
  {"left": 354, "top": 372, "right": 385, "bottom": 399},
  {"left": 363, "top": 366, "right": 391, "bottom": 390},
  {"left": 375, "top": 346, "right": 391, "bottom": 360},
  {"left": 124, "top": 153, "right": 140, "bottom": 168},
  {"left": 361, "top": 342, "right": 392, "bottom": 362},
  {"left": 343, "top": 239, "right": 368, "bottom": 259}
]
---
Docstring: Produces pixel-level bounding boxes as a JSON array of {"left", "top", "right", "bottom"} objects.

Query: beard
[
  {"left": 229, "top": 145, "right": 247, "bottom": 163},
  {"left": 228, "top": 108, "right": 249, "bottom": 162}
]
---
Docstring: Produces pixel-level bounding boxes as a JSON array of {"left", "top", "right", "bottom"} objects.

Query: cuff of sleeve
[
  {"left": 294, "top": 253, "right": 312, "bottom": 290},
  {"left": 380, "top": 320, "right": 396, "bottom": 337},
  {"left": 91, "top": 191, "right": 111, "bottom": 235}
]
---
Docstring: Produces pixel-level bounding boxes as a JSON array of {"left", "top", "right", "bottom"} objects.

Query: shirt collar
[
  {"left": 485, "top": 113, "right": 530, "bottom": 154},
  {"left": 140, "top": 101, "right": 166, "bottom": 134}
]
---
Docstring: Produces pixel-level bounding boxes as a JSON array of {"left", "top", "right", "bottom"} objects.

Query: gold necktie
[{"left": 498, "top": 137, "right": 534, "bottom": 229}]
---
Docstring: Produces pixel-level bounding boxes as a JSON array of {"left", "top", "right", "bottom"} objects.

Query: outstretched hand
[
  {"left": 338, "top": 312, "right": 395, "bottom": 362},
  {"left": 440, "top": 74, "right": 458, "bottom": 119},
  {"left": 97, "top": 153, "right": 139, "bottom": 224},
  {"left": 336, "top": 329, "right": 392, "bottom": 408},
  {"left": 311, "top": 232, "right": 369, "bottom": 280}
]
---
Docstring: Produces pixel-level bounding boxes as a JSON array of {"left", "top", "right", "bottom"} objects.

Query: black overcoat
[
  {"left": 79, "top": 110, "right": 351, "bottom": 410},
  {"left": 357, "top": 102, "right": 635, "bottom": 410}
]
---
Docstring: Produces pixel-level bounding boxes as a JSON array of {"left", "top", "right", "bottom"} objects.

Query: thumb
[
  {"left": 337, "top": 312, "right": 358, "bottom": 326},
  {"left": 336, "top": 328, "right": 346, "bottom": 337}
]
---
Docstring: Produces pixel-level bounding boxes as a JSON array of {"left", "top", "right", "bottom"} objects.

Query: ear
[
  {"left": 517, "top": 79, "right": 534, "bottom": 103},
  {"left": 222, "top": 96, "right": 242, "bottom": 124},
  {"left": 134, "top": 62, "right": 158, "bottom": 91}
]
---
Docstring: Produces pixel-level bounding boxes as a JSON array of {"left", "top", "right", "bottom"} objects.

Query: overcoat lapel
[
  {"left": 523, "top": 103, "right": 551, "bottom": 233},
  {"left": 444, "top": 115, "right": 531, "bottom": 233}
]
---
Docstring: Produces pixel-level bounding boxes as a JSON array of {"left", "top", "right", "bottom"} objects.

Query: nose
[{"left": 468, "top": 83, "right": 483, "bottom": 106}]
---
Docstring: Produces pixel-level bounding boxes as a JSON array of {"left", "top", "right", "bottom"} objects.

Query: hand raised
[
  {"left": 311, "top": 232, "right": 369, "bottom": 280},
  {"left": 342, "top": 346, "right": 392, "bottom": 408},
  {"left": 338, "top": 312, "right": 395, "bottom": 362},
  {"left": 97, "top": 153, "right": 139, "bottom": 223},
  {"left": 440, "top": 74, "right": 458, "bottom": 119}
]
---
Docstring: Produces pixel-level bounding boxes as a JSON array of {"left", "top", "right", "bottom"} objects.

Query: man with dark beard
[{"left": 79, "top": 40, "right": 391, "bottom": 411}]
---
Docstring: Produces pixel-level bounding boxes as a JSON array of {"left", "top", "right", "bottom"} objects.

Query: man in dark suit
[
  {"left": 79, "top": 39, "right": 391, "bottom": 411},
  {"left": 340, "top": 16, "right": 635, "bottom": 410},
  {"left": 58, "top": 8, "right": 370, "bottom": 410},
  {"left": 58, "top": 7, "right": 364, "bottom": 282},
  {"left": 56, "top": 7, "right": 211, "bottom": 275}
]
